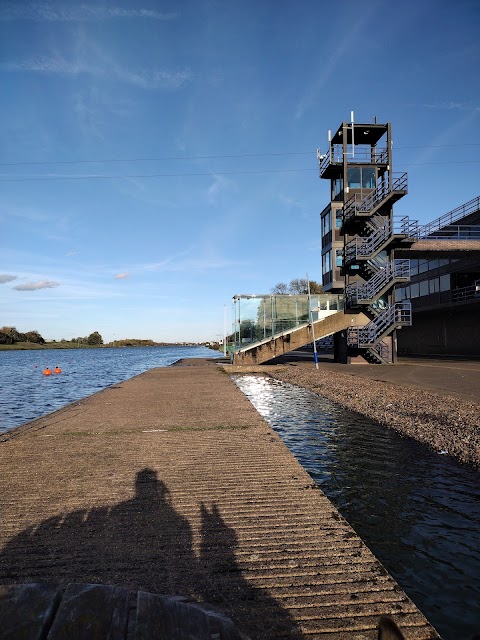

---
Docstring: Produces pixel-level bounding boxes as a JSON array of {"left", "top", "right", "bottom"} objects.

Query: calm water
[
  {"left": 0, "top": 345, "right": 219, "bottom": 433},
  {"left": 234, "top": 375, "right": 480, "bottom": 640}
]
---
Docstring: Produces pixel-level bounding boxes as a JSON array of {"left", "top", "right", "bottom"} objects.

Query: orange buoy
[
  {"left": 53, "top": 367, "right": 62, "bottom": 374},
  {"left": 43, "top": 368, "right": 52, "bottom": 376}
]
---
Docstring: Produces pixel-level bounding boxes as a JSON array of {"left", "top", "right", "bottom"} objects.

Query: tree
[
  {"left": 87, "top": 331, "right": 103, "bottom": 345},
  {"left": 24, "top": 330, "right": 45, "bottom": 344},
  {"left": 270, "top": 279, "right": 323, "bottom": 295},
  {"left": 271, "top": 282, "right": 289, "bottom": 294},
  {"left": 0, "top": 326, "right": 26, "bottom": 342},
  {"left": 0, "top": 332, "right": 14, "bottom": 345}
]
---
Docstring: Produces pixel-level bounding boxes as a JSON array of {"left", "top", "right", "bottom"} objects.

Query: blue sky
[{"left": 1, "top": 0, "right": 479, "bottom": 342}]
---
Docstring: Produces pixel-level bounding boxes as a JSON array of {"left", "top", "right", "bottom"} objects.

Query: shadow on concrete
[{"left": 0, "top": 468, "right": 299, "bottom": 639}]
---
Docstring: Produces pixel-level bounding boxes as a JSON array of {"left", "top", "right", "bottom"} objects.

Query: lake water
[
  {"left": 234, "top": 374, "right": 480, "bottom": 640},
  {"left": 0, "top": 345, "right": 220, "bottom": 433}
]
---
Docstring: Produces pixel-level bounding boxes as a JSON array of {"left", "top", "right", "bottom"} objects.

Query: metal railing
[
  {"left": 419, "top": 195, "right": 480, "bottom": 238},
  {"left": 318, "top": 145, "right": 388, "bottom": 176},
  {"left": 344, "top": 215, "right": 417, "bottom": 264},
  {"left": 345, "top": 259, "right": 410, "bottom": 305},
  {"left": 231, "top": 294, "right": 344, "bottom": 352},
  {"left": 367, "top": 340, "right": 390, "bottom": 364},
  {"left": 343, "top": 173, "right": 408, "bottom": 222},
  {"left": 347, "top": 302, "right": 412, "bottom": 347},
  {"left": 451, "top": 280, "right": 480, "bottom": 304},
  {"left": 416, "top": 224, "right": 480, "bottom": 240}
]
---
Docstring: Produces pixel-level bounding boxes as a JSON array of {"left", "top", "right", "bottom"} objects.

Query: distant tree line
[
  {"left": 0, "top": 326, "right": 104, "bottom": 346},
  {"left": 0, "top": 326, "right": 45, "bottom": 345},
  {"left": 69, "top": 331, "right": 104, "bottom": 345},
  {"left": 110, "top": 338, "right": 155, "bottom": 347}
]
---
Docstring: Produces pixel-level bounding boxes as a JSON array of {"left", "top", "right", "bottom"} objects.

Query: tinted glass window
[
  {"left": 347, "top": 168, "right": 361, "bottom": 188},
  {"left": 362, "top": 167, "right": 376, "bottom": 188}
]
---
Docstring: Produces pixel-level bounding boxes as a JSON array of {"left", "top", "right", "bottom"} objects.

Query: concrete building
[
  {"left": 230, "top": 120, "right": 479, "bottom": 366},
  {"left": 395, "top": 196, "right": 480, "bottom": 356},
  {"left": 319, "top": 117, "right": 480, "bottom": 361}
]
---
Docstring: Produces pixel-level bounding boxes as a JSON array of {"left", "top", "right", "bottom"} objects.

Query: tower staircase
[
  {"left": 318, "top": 118, "right": 416, "bottom": 363},
  {"left": 345, "top": 259, "right": 410, "bottom": 306},
  {"left": 343, "top": 173, "right": 408, "bottom": 223},
  {"left": 347, "top": 302, "right": 412, "bottom": 363}
]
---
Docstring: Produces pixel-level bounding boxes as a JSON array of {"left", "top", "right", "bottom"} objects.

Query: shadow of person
[{"left": 0, "top": 469, "right": 300, "bottom": 639}]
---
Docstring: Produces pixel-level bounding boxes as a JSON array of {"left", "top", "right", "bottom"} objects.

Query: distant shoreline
[{"left": 0, "top": 342, "right": 215, "bottom": 351}]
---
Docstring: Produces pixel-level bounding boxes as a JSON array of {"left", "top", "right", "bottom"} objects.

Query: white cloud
[
  {"left": 206, "top": 174, "right": 235, "bottom": 204},
  {"left": 410, "top": 108, "right": 480, "bottom": 165},
  {"left": 422, "top": 101, "right": 480, "bottom": 112},
  {"left": 0, "top": 274, "right": 17, "bottom": 283},
  {"left": 0, "top": 4, "right": 178, "bottom": 22},
  {"left": 295, "top": 7, "right": 377, "bottom": 120},
  {"left": 114, "top": 272, "right": 129, "bottom": 280},
  {"left": 115, "top": 68, "right": 192, "bottom": 90},
  {"left": 2, "top": 54, "right": 92, "bottom": 75},
  {"left": 2, "top": 53, "right": 191, "bottom": 91},
  {"left": 13, "top": 280, "right": 60, "bottom": 291}
]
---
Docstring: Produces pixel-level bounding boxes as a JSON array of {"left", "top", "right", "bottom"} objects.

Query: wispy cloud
[
  {"left": 0, "top": 4, "right": 178, "bottom": 22},
  {"left": 410, "top": 108, "right": 480, "bottom": 165},
  {"left": 114, "top": 272, "right": 129, "bottom": 280},
  {"left": 2, "top": 52, "right": 192, "bottom": 90},
  {"left": 295, "top": 5, "right": 378, "bottom": 120},
  {"left": 206, "top": 174, "right": 236, "bottom": 205},
  {"left": 422, "top": 101, "right": 480, "bottom": 112},
  {"left": 143, "top": 255, "right": 245, "bottom": 273},
  {"left": 2, "top": 54, "right": 90, "bottom": 75},
  {"left": 0, "top": 274, "right": 17, "bottom": 284},
  {"left": 114, "top": 68, "right": 191, "bottom": 90},
  {"left": 13, "top": 280, "right": 60, "bottom": 291}
]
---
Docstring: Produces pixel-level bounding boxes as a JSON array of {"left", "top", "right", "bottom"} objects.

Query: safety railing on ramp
[{"left": 231, "top": 308, "right": 369, "bottom": 365}]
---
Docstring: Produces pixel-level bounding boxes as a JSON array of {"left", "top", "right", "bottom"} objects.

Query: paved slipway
[{"left": 0, "top": 360, "right": 439, "bottom": 639}]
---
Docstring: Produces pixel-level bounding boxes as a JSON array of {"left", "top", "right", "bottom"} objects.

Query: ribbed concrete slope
[{"left": 0, "top": 363, "right": 438, "bottom": 639}]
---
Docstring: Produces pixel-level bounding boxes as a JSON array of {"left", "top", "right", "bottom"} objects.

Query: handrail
[
  {"left": 368, "top": 340, "right": 390, "bottom": 363},
  {"left": 451, "top": 281, "right": 480, "bottom": 304},
  {"left": 343, "top": 172, "right": 408, "bottom": 221},
  {"left": 344, "top": 215, "right": 417, "bottom": 264},
  {"left": 415, "top": 224, "right": 480, "bottom": 240},
  {"left": 347, "top": 302, "right": 412, "bottom": 347},
  {"left": 319, "top": 145, "right": 389, "bottom": 175},
  {"left": 345, "top": 259, "right": 410, "bottom": 305},
  {"left": 344, "top": 219, "right": 391, "bottom": 263},
  {"left": 419, "top": 195, "right": 480, "bottom": 237}
]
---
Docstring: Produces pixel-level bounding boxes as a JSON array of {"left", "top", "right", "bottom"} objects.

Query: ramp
[{"left": 232, "top": 311, "right": 369, "bottom": 365}]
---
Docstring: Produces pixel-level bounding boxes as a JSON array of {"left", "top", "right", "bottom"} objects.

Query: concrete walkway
[{"left": 0, "top": 361, "right": 438, "bottom": 639}]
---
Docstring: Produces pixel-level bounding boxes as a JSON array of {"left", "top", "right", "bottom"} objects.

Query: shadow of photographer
[{"left": 0, "top": 468, "right": 299, "bottom": 639}]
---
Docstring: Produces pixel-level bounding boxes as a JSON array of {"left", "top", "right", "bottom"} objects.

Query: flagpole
[{"left": 307, "top": 273, "right": 319, "bottom": 369}]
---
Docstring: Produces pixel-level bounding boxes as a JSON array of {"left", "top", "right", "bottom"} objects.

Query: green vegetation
[
  {"left": 0, "top": 327, "right": 105, "bottom": 350},
  {"left": 0, "top": 326, "right": 222, "bottom": 351},
  {"left": 0, "top": 326, "right": 45, "bottom": 346},
  {"left": 271, "top": 278, "right": 323, "bottom": 294}
]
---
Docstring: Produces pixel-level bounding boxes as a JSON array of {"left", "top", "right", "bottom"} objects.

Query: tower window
[{"left": 347, "top": 167, "right": 376, "bottom": 189}]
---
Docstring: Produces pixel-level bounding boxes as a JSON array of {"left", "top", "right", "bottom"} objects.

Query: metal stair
[
  {"left": 347, "top": 302, "right": 412, "bottom": 348},
  {"left": 365, "top": 340, "right": 391, "bottom": 365},
  {"left": 345, "top": 259, "right": 410, "bottom": 306},
  {"left": 343, "top": 172, "right": 408, "bottom": 223},
  {"left": 344, "top": 215, "right": 416, "bottom": 265}
]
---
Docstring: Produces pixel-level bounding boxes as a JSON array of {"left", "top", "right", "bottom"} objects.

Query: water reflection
[{"left": 234, "top": 374, "right": 480, "bottom": 640}]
